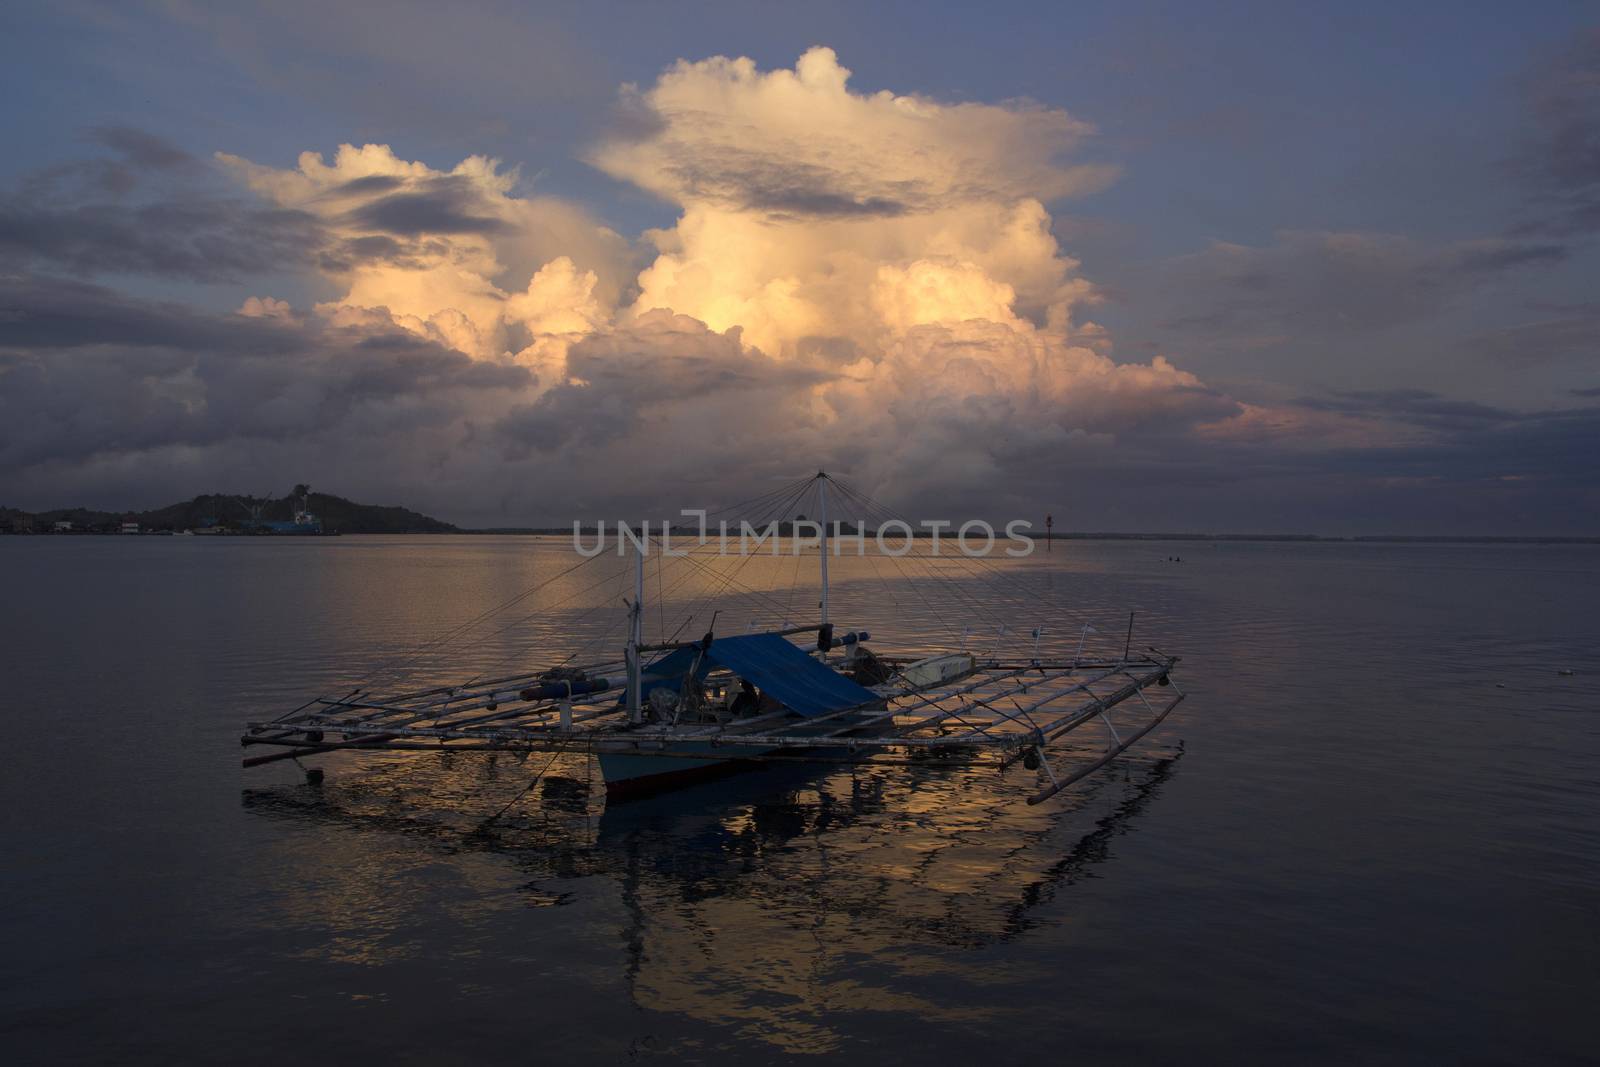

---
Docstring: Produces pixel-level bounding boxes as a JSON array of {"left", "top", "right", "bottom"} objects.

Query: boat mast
[
  {"left": 817, "top": 471, "right": 830, "bottom": 628},
  {"left": 627, "top": 530, "right": 644, "bottom": 722}
]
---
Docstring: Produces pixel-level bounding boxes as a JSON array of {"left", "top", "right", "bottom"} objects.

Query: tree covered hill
[{"left": 3, "top": 488, "right": 457, "bottom": 534}]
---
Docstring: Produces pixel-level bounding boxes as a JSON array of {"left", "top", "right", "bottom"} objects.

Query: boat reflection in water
[{"left": 241, "top": 745, "right": 1182, "bottom": 1053}]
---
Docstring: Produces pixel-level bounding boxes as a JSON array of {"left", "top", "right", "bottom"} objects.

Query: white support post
[
  {"left": 1073, "top": 623, "right": 1092, "bottom": 668},
  {"left": 817, "top": 472, "right": 830, "bottom": 628},
  {"left": 627, "top": 535, "right": 645, "bottom": 722},
  {"left": 1099, "top": 712, "right": 1123, "bottom": 746}
]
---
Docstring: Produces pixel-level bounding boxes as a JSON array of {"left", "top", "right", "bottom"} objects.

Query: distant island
[
  {"left": 1, "top": 487, "right": 457, "bottom": 535},
  {"left": 2, "top": 491, "right": 1595, "bottom": 542}
]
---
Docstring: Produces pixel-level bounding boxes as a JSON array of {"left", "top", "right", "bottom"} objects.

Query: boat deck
[{"left": 243, "top": 651, "right": 1182, "bottom": 805}]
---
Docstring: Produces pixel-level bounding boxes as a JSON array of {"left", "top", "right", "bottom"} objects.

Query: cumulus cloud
[
  {"left": 182, "top": 49, "right": 1239, "bottom": 515},
  {"left": 238, "top": 295, "right": 295, "bottom": 320},
  {"left": 590, "top": 47, "right": 1114, "bottom": 217},
  {"left": 581, "top": 48, "right": 1233, "bottom": 499},
  {"left": 217, "top": 143, "right": 636, "bottom": 363},
  {"left": 33, "top": 48, "right": 1579, "bottom": 529},
  {"left": 589, "top": 47, "right": 1110, "bottom": 354}
]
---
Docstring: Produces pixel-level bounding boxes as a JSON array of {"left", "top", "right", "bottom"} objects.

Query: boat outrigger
[{"left": 241, "top": 473, "right": 1185, "bottom": 805}]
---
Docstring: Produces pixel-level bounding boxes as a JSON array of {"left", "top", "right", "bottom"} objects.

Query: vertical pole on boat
[
  {"left": 817, "top": 471, "right": 830, "bottom": 628},
  {"left": 627, "top": 529, "right": 645, "bottom": 722}
]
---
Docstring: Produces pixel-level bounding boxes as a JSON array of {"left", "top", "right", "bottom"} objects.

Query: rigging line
[
  {"left": 375, "top": 557, "right": 645, "bottom": 695},
  {"left": 781, "top": 537, "right": 806, "bottom": 628},
  {"left": 730, "top": 469, "right": 814, "bottom": 540},
  {"left": 535, "top": 524, "right": 734, "bottom": 676},
  {"left": 908, "top": 536, "right": 1058, "bottom": 625},
  {"left": 486, "top": 511, "right": 763, "bottom": 677},
  {"left": 437, "top": 556, "right": 645, "bottom": 666},
  {"left": 633, "top": 499, "right": 796, "bottom": 643},
  {"left": 698, "top": 473, "right": 817, "bottom": 522},
  {"left": 696, "top": 472, "right": 813, "bottom": 519},
  {"left": 652, "top": 473, "right": 819, "bottom": 631},
  {"left": 829, "top": 479, "right": 1032, "bottom": 634},
  {"left": 825, "top": 479, "right": 985, "bottom": 639},
  {"left": 643, "top": 537, "right": 789, "bottom": 637},
  {"left": 825, "top": 479, "right": 1049, "bottom": 639},
  {"left": 496, "top": 570, "right": 639, "bottom": 677},
  {"left": 652, "top": 473, "right": 817, "bottom": 559},
  {"left": 351, "top": 546, "right": 612, "bottom": 694},
  {"left": 384, "top": 575, "right": 627, "bottom": 694},
  {"left": 858, "top": 540, "right": 917, "bottom": 648},
  {"left": 904, "top": 542, "right": 1087, "bottom": 647},
  {"left": 358, "top": 477, "right": 814, "bottom": 693},
  {"left": 839, "top": 504, "right": 961, "bottom": 642},
  {"left": 477, "top": 740, "right": 572, "bottom": 830},
  {"left": 649, "top": 533, "right": 797, "bottom": 629},
  {"left": 831, "top": 474, "right": 1072, "bottom": 620},
  {"left": 302, "top": 476, "right": 824, "bottom": 705},
  {"left": 377, "top": 539, "right": 617, "bottom": 671},
  {"left": 473, "top": 546, "right": 737, "bottom": 683}
]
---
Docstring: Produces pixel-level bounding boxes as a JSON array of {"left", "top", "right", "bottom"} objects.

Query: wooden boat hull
[
  {"left": 598, "top": 744, "right": 773, "bottom": 800},
  {"left": 597, "top": 710, "right": 886, "bottom": 800}
]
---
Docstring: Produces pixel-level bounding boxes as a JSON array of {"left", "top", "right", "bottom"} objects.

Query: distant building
[
  {"left": 53, "top": 520, "right": 73, "bottom": 532},
  {"left": 9, "top": 515, "right": 34, "bottom": 534},
  {"left": 120, "top": 521, "right": 141, "bottom": 535}
]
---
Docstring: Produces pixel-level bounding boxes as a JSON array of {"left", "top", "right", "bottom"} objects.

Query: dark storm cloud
[
  {"left": 328, "top": 233, "right": 410, "bottom": 265},
  {"left": 497, "top": 310, "right": 826, "bottom": 456},
  {"left": 889, "top": 390, "right": 1600, "bottom": 534},
  {"left": 1087, "top": 395, "right": 1600, "bottom": 533},
  {"left": 0, "top": 274, "right": 298, "bottom": 353},
  {"left": 331, "top": 174, "right": 405, "bottom": 196},
  {"left": 0, "top": 199, "right": 325, "bottom": 282},
  {"left": 0, "top": 133, "right": 327, "bottom": 282},
  {"left": 87, "top": 126, "right": 194, "bottom": 170},
  {"left": 3, "top": 271, "right": 1594, "bottom": 533},
  {"left": 1444, "top": 240, "right": 1568, "bottom": 274},
  {"left": 343, "top": 177, "right": 509, "bottom": 236},
  {"left": 313, "top": 234, "right": 463, "bottom": 274},
  {"left": 1523, "top": 28, "right": 1600, "bottom": 192},
  {"left": 1515, "top": 28, "right": 1600, "bottom": 236},
  {"left": 0, "top": 273, "right": 531, "bottom": 471},
  {"left": 1462, "top": 305, "right": 1600, "bottom": 366},
  {"left": 1294, "top": 388, "right": 1511, "bottom": 431},
  {"left": 1315, "top": 407, "right": 1600, "bottom": 489},
  {"left": 1289, "top": 387, "right": 1600, "bottom": 486},
  {"left": 659, "top": 150, "right": 917, "bottom": 218},
  {"left": 1154, "top": 232, "right": 1569, "bottom": 339}
]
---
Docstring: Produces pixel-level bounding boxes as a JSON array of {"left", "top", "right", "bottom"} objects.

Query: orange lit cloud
[
  {"left": 214, "top": 48, "right": 1254, "bottom": 505},
  {"left": 217, "top": 143, "right": 631, "bottom": 369}
]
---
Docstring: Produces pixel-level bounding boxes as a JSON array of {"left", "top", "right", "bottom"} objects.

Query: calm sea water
[{"left": 2, "top": 536, "right": 1596, "bottom": 1064}]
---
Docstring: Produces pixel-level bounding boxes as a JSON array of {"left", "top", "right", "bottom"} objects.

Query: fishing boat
[{"left": 241, "top": 473, "right": 1185, "bottom": 805}]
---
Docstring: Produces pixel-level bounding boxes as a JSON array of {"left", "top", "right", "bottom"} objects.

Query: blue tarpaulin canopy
[{"left": 640, "top": 633, "right": 876, "bottom": 718}]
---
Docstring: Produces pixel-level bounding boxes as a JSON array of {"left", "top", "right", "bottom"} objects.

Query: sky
[{"left": 1, "top": 0, "right": 1596, "bottom": 534}]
